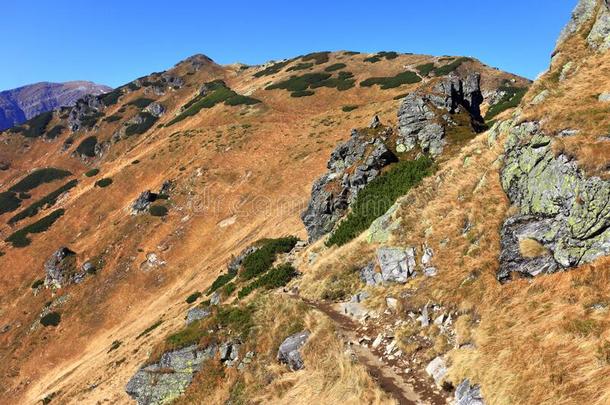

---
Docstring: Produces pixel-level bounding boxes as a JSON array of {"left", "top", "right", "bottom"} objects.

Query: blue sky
[{"left": 3, "top": 0, "right": 576, "bottom": 90}]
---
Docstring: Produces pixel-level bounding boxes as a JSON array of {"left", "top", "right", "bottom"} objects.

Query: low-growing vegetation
[
  {"left": 324, "top": 63, "right": 346, "bottom": 72},
  {"left": 95, "top": 178, "right": 113, "bottom": 188},
  {"left": 237, "top": 263, "right": 297, "bottom": 298},
  {"left": 364, "top": 51, "right": 399, "bottom": 63},
  {"left": 287, "top": 62, "right": 313, "bottom": 72},
  {"left": 432, "top": 57, "right": 472, "bottom": 76},
  {"left": 301, "top": 51, "right": 330, "bottom": 65},
  {"left": 100, "top": 88, "right": 123, "bottom": 106},
  {"left": 186, "top": 291, "right": 202, "bottom": 304},
  {"left": 267, "top": 71, "right": 355, "bottom": 96},
  {"left": 9, "top": 168, "right": 72, "bottom": 193},
  {"left": 208, "top": 268, "right": 238, "bottom": 294},
  {"left": 45, "top": 125, "right": 65, "bottom": 139},
  {"left": 8, "top": 180, "right": 77, "bottom": 224},
  {"left": 20, "top": 112, "right": 53, "bottom": 138},
  {"left": 485, "top": 86, "right": 528, "bottom": 121},
  {"left": 342, "top": 105, "right": 358, "bottom": 112},
  {"left": 0, "top": 191, "right": 21, "bottom": 215},
  {"left": 167, "top": 81, "right": 260, "bottom": 126},
  {"left": 416, "top": 62, "right": 435, "bottom": 76},
  {"left": 149, "top": 204, "right": 168, "bottom": 216},
  {"left": 240, "top": 237, "right": 299, "bottom": 280},
  {"left": 85, "top": 168, "right": 100, "bottom": 177},
  {"left": 125, "top": 112, "right": 158, "bottom": 136},
  {"left": 127, "top": 97, "right": 154, "bottom": 109},
  {"left": 75, "top": 136, "right": 98, "bottom": 157},
  {"left": 253, "top": 60, "right": 292, "bottom": 77},
  {"left": 360, "top": 71, "right": 421, "bottom": 89},
  {"left": 5, "top": 209, "right": 65, "bottom": 247},
  {"left": 40, "top": 312, "right": 61, "bottom": 327},
  {"left": 136, "top": 320, "right": 163, "bottom": 339},
  {"left": 327, "top": 156, "right": 433, "bottom": 246}
]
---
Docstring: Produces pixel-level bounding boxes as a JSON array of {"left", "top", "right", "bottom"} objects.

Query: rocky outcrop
[
  {"left": 301, "top": 123, "right": 398, "bottom": 241},
  {"left": 44, "top": 247, "right": 78, "bottom": 289},
  {"left": 132, "top": 191, "right": 158, "bottom": 214},
  {"left": 185, "top": 307, "right": 211, "bottom": 325},
  {"left": 0, "top": 81, "right": 111, "bottom": 131},
  {"left": 68, "top": 94, "right": 104, "bottom": 132},
  {"left": 556, "top": 0, "right": 610, "bottom": 51},
  {"left": 144, "top": 102, "right": 165, "bottom": 117},
  {"left": 376, "top": 247, "right": 417, "bottom": 283},
  {"left": 126, "top": 344, "right": 217, "bottom": 405},
  {"left": 397, "top": 73, "right": 484, "bottom": 156},
  {"left": 277, "top": 331, "right": 310, "bottom": 371},
  {"left": 499, "top": 121, "right": 610, "bottom": 281},
  {"left": 455, "top": 379, "right": 485, "bottom": 405}
]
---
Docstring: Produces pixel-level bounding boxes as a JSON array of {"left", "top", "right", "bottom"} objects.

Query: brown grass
[{"left": 519, "top": 238, "right": 550, "bottom": 258}]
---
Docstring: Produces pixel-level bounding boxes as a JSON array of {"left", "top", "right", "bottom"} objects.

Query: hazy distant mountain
[{"left": 0, "top": 81, "right": 111, "bottom": 130}]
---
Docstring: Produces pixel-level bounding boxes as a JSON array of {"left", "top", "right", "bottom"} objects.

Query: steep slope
[
  {"left": 0, "top": 51, "right": 528, "bottom": 405},
  {"left": 0, "top": 81, "right": 112, "bottom": 131}
]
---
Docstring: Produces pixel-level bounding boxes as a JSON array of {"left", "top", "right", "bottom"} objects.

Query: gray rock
[
  {"left": 158, "top": 180, "right": 174, "bottom": 196},
  {"left": 425, "top": 356, "right": 448, "bottom": 385},
  {"left": 277, "top": 330, "right": 310, "bottom": 371},
  {"left": 359, "top": 262, "right": 383, "bottom": 286},
  {"left": 455, "top": 379, "right": 485, "bottom": 405},
  {"left": 219, "top": 341, "right": 240, "bottom": 366},
  {"left": 376, "top": 247, "right": 417, "bottom": 283},
  {"left": 587, "top": 2, "right": 610, "bottom": 51},
  {"left": 68, "top": 94, "right": 104, "bottom": 132},
  {"left": 44, "top": 247, "right": 77, "bottom": 289},
  {"left": 132, "top": 190, "right": 158, "bottom": 214},
  {"left": 210, "top": 291, "right": 221, "bottom": 306},
  {"left": 144, "top": 102, "right": 165, "bottom": 117},
  {"left": 125, "top": 344, "right": 217, "bottom": 405},
  {"left": 227, "top": 246, "right": 259, "bottom": 274},
  {"left": 369, "top": 115, "right": 381, "bottom": 129},
  {"left": 599, "top": 92, "right": 610, "bottom": 102},
  {"left": 185, "top": 307, "right": 211, "bottom": 325},
  {"left": 301, "top": 128, "right": 397, "bottom": 241},
  {"left": 556, "top": 0, "right": 598, "bottom": 49}
]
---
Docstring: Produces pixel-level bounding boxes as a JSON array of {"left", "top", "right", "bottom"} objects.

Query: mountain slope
[
  {"left": 0, "top": 81, "right": 112, "bottom": 130},
  {"left": 0, "top": 50, "right": 530, "bottom": 405}
]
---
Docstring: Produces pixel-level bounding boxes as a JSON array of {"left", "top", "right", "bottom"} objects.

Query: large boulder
[
  {"left": 376, "top": 247, "right": 417, "bottom": 283},
  {"left": 132, "top": 190, "right": 158, "bottom": 214},
  {"left": 455, "top": 379, "right": 486, "bottom": 405},
  {"left": 44, "top": 247, "right": 77, "bottom": 289},
  {"left": 68, "top": 94, "right": 103, "bottom": 132},
  {"left": 185, "top": 307, "right": 211, "bottom": 325},
  {"left": 125, "top": 344, "right": 216, "bottom": 405},
  {"left": 301, "top": 124, "right": 398, "bottom": 241},
  {"left": 425, "top": 356, "right": 448, "bottom": 385},
  {"left": 277, "top": 331, "right": 310, "bottom": 371}
]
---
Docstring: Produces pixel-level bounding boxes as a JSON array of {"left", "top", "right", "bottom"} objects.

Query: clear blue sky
[{"left": 3, "top": 0, "right": 576, "bottom": 90}]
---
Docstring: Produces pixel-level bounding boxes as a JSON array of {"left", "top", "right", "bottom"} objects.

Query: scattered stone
[
  {"left": 210, "top": 291, "right": 221, "bottom": 306},
  {"left": 359, "top": 262, "right": 383, "bottom": 286},
  {"left": 132, "top": 190, "right": 158, "bottom": 214},
  {"left": 425, "top": 356, "right": 448, "bottom": 385},
  {"left": 125, "top": 344, "right": 217, "bottom": 405},
  {"left": 44, "top": 247, "right": 77, "bottom": 289},
  {"left": 277, "top": 331, "right": 310, "bottom": 371},
  {"left": 598, "top": 92, "right": 610, "bottom": 102},
  {"left": 141, "top": 253, "right": 165, "bottom": 272},
  {"left": 372, "top": 334, "right": 383, "bottom": 349},
  {"left": 68, "top": 94, "right": 103, "bottom": 132},
  {"left": 386, "top": 297, "right": 399, "bottom": 311},
  {"left": 219, "top": 341, "right": 240, "bottom": 366},
  {"left": 424, "top": 267, "right": 438, "bottom": 277},
  {"left": 376, "top": 247, "right": 417, "bottom": 283},
  {"left": 143, "top": 102, "right": 165, "bottom": 117},
  {"left": 418, "top": 304, "right": 430, "bottom": 327},
  {"left": 530, "top": 90, "right": 548, "bottom": 105},
  {"left": 369, "top": 115, "right": 381, "bottom": 129},
  {"left": 455, "top": 379, "right": 486, "bottom": 405},
  {"left": 185, "top": 307, "right": 211, "bottom": 325}
]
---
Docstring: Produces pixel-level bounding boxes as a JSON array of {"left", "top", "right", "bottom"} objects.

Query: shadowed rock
[
  {"left": 277, "top": 331, "right": 310, "bottom": 371},
  {"left": 44, "top": 247, "right": 77, "bottom": 289}
]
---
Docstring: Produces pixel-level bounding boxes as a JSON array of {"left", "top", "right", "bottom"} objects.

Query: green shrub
[
  {"left": 238, "top": 264, "right": 297, "bottom": 299},
  {"left": 267, "top": 73, "right": 332, "bottom": 92},
  {"left": 9, "top": 168, "right": 71, "bottom": 193},
  {"left": 100, "top": 89, "right": 123, "bottom": 106},
  {"left": 240, "top": 236, "right": 299, "bottom": 280},
  {"left": 125, "top": 112, "right": 158, "bottom": 136},
  {"left": 208, "top": 268, "right": 238, "bottom": 293},
  {"left": 40, "top": 312, "right": 61, "bottom": 327},
  {"left": 287, "top": 62, "right": 314, "bottom": 72},
  {"left": 223, "top": 282, "right": 236, "bottom": 296},
  {"left": 165, "top": 322, "right": 209, "bottom": 349},
  {"left": 108, "top": 340, "right": 122, "bottom": 353},
  {"left": 8, "top": 180, "right": 77, "bottom": 224},
  {"left": 18, "top": 192, "right": 30, "bottom": 199},
  {"left": 432, "top": 57, "right": 473, "bottom": 76},
  {"left": 291, "top": 90, "right": 315, "bottom": 97},
  {"left": 103, "top": 114, "right": 123, "bottom": 123},
  {"left": 364, "top": 51, "right": 399, "bottom": 63},
  {"left": 5, "top": 209, "right": 65, "bottom": 247},
  {"left": 215, "top": 305, "right": 254, "bottom": 337},
  {"left": 360, "top": 71, "right": 421, "bottom": 89},
  {"left": 76, "top": 136, "right": 98, "bottom": 157},
  {"left": 149, "top": 204, "right": 168, "bottom": 216},
  {"left": 22, "top": 112, "right": 53, "bottom": 138},
  {"left": 254, "top": 60, "right": 292, "bottom": 77},
  {"left": 85, "top": 168, "right": 100, "bottom": 177},
  {"left": 132, "top": 160, "right": 140, "bottom": 164},
  {"left": 127, "top": 98, "right": 154, "bottom": 109},
  {"left": 364, "top": 56, "right": 381, "bottom": 63},
  {"left": 344, "top": 51, "right": 360, "bottom": 55},
  {"left": 136, "top": 320, "right": 163, "bottom": 339},
  {"left": 79, "top": 111, "right": 104, "bottom": 129},
  {"left": 0, "top": 191, "right": 21, "bottom": 215},
  {"left": 327, "top": 156, "right": 433, "bottom": 246},
  {"left": 31, "top": 279, "right": 44, "bottom": 289},
  {"left": 302, "top": 51, "right": 330, "bottom": 65},
  {"left": 45, "top": 125, "right": 65, "bottom": 139},
  {"left": 325, "top": 63, "right": 347, "bottom": 72},
  {"left": 485, "top": 87, "right": 528, "bottom": 121},
  {"left": 186, "top": 291, "right": 202, "bottom": 304},
  {"left": 416, "top": 63, "right": 435, "bottom": 76},
  {"left": 310, "top": 71, "right": 355, "bottom": 91},
  {"left": 342, "top": 105, "right": 358, "bottom": 112},
  {"left": 167, "top": 81, "right": 260, "bottom": 126},
  {"left": 95, "top": 178, "right": 113, "bottom": 188}
]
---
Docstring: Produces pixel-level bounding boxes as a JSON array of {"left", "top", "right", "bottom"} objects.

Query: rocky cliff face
[{"left": 0, "top": 81, "right": 111, "bottom": 130}]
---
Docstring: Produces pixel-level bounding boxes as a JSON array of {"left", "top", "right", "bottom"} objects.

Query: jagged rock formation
[
  {"left": 0, "top": 81, "right": 111, "bottom": 131},
  {"left": 68, "top": 94, "right": 104, "bottom": 132},
  {"left": 396, "top": 73, "right": 484, "bottom": 156},
  {"left": 44, "top": 247, "right": 78, "bottom": 289},
  {"left": 455, "top": 379, "right": 485, "bottom": 405},
  {"left": 185, "top": 307, "right": 211, "bottom": 325},
  {"left": 376, "top": 247, "right": 417, "bottom": 283},
  {"left": 556, "top": 0, "right": 610, "bottom": 51},
  {"left": 125, "top": 344, "right": 217, "bottom": 405},
  {"left": 277, "top": 330, "right": 309, "bottom": 371},
  {"left": 499, "top": 121, "right": 610, "bottom": 281},
  {"left": 301, "top": 122, "right": 397, "bottom": 241}
]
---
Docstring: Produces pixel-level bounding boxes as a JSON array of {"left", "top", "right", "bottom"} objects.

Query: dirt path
[{"left": 296, "top": 296, "right": 449, "bottom": 405}]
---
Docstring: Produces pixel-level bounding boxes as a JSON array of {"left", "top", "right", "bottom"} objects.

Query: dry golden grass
[{"left": 519, "top": 238, "right": 550, "bottom": 258}]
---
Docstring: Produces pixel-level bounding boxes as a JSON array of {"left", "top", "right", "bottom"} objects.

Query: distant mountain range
[{"left": 0, "top": 81, "right": 111, "bottom": 130}]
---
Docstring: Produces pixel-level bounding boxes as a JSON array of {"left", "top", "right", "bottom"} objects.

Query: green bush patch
[
  {"left": 365, "top": 51, "right": 399, "bottom": 63},
  {"left": 325, "top": 63, "right": 347, "bottom": 72},
  {"left": 149, "top": 204, "right": 168, "bottom": 217},
  {"left": 85, "top": 168, "right": 100, "bottom": 177},
  {"left": 79, "top": 111, "right": 104, "bottom": 129},
  {"left": 125, "top": 112, "right": 158, "bottom": 136},
  {"left": 287, "top": 62, "right": 314, "bottom": 72},
  {"left": 0, "top": 191, "right": 22, "bottom": 215},
  {"left": 40, "top": 312, "right": 61, "bottom": 327},
  {"left": 103, "top": 114, "right": 122, "bottom": 123},
  {"left": 100, "top": 89, "right": 123, "bottom": 106},
  {"left": 95, "top": 178, "right": 113, "bottom": 188},
  {"left": 31, "top": 279, "right": 45, "bottom": 289},
  {"left": 342, "top": 105, "right": 358, "bottom": 112},
  {"left": 9, "top": 168, "right": 72, "bottom": 193},
  {"left": 5, "top": 208, "right": 65, "bottom": 247},
  {"left": 136, "top": 320, "right": 163, "bottom": 339},
  {"left": 301, "top": 51, "right": 330, "bottom": 65},
  {"left": 127, "top": 98, "right": 154, "bottom": 109},
  {"left": 45, "top": 125, "right": 65, "bottom": 139},
  {"left": 240, "top": 236, "right": 298, "bottom": 280},
  {"left": 8, "top": 180, "right": 77, "bottom": 224},
  {"left": 416, "top": 63, "right": 435, "bottom": 76},
  {"left": 360, "top": 71, "right": 421, "bottom": 89},
  {"left": 238, "top": 263, "right": 297, "bottom": 299},
  {"left": 76, "top": 136, "right": 98, "bottom": 157},
  {"left": 484, "top": 86, "right": 528, "bottom": 121},
  {"left": 208, "top": 268, "right": 238, "bottom": 294},
  {"left": 254, "top": 60, "right": 292, "bottom": 77},
  {"left": 432, "top": 57, "right": 473, "bottom": 76},
  {"left": 291, "top": 90, "right": 315, "bottom": 98},
  {"left": 267, "top": 71, "right": 355, "bottom": 96},
  {"left": 186, "top": 291, "right": 202, "bottom": 304},
  {"left": 167, "top": 81, "right": 260, "bottom": 126},
  {"left": 327, "top": 156, "right": 433, "bottom": 246},
  {"left": 22, "top": 112, "right": 53, "bottom": 138}
]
